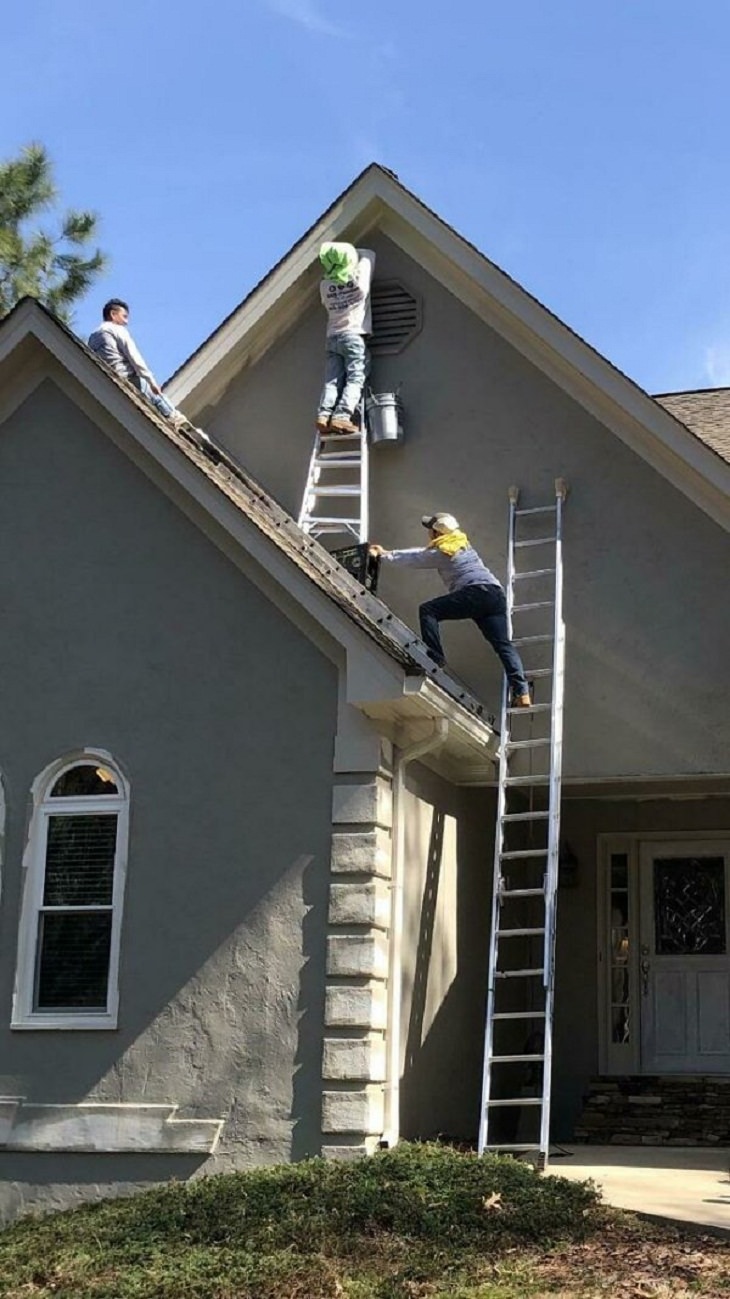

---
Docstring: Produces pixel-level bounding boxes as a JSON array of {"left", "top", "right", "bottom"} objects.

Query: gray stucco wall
[
  {"left": 203, "top": 234, "right": 730, "bottom": 780},
  {"left": 398, "top": 766, "right": 494, "bottom": 1142},
  {"left": 0, "top": 380, "right": 338, "bottom": 1219}
]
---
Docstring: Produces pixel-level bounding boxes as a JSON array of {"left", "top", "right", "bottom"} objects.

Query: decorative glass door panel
[{"left": 639, "top": 843, "right": 730, "bottom": 1073}]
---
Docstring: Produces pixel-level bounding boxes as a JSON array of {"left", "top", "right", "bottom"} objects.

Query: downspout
[{"left": 382, "top": 718, "right": 449, "bottom": 1147}]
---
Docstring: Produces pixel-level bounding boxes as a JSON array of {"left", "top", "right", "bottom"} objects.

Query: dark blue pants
[{"left": 419, "top": 584, "right": 529, "bottom": 693}]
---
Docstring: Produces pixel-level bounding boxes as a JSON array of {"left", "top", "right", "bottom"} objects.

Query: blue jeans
[
  {"left": 419, "top": 584, "right": 529, "bottom": 694},
  {"left": 318, "top": 332, "right": 367, "bottom": 418},
  {"left": 134, "top": 374, "right": 176, "bottom": 421}
]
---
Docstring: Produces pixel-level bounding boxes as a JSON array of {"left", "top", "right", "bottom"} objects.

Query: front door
[{"left": 639, "top": 841, "right": 730, "bottom": 1073}]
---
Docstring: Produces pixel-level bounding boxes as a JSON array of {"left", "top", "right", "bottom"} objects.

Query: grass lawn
[{"left": 0, "top": 1143, "right": 728, "bottom": 1298}]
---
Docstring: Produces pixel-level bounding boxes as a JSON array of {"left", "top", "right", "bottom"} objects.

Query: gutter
[{"left": 381, "top": 718, "right": 449, "bottom": 1148}]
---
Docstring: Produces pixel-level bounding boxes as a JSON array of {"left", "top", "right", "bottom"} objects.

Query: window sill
[{"left": 11, "top": 1014, "right": 118, "bottom": 1031}]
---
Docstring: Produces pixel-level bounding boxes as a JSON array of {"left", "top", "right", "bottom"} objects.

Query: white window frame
[{"left": 12, "top": 752, "right": 129, "bottom": 1030}]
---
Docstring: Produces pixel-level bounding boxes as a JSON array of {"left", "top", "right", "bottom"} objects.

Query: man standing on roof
[
  {"left": 88, "top": 300, "right": 214, "bottom": 455},
  {"left": 370, "top": 513, "right": 532, "bottom": 707},
  {"left": 316, "top": 243, "right": 375, "bottom": 436}
]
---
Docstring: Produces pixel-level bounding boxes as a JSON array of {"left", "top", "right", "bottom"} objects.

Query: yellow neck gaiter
[{"left": 428, "top": 529, "right": 469, "bottom": 557}]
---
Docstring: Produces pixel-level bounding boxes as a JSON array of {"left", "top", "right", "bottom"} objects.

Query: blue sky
[{"left": 4, "top": 0, "right": 730, "bottom": 391}]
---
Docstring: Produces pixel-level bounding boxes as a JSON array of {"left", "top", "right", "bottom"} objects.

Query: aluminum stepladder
[
  {"left": 478, "top": 479, "right": 568, "bottom": 1170},
  {"left": 298, "top": 399, "right": 369, "bottom": 544}
]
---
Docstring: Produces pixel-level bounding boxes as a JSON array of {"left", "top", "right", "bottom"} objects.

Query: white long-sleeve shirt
[
  {"left": 320, "top": 249, "right": 375, "bottom": 336},
  {"left": 88, "top": 321, "right": 155, "bottom": 384}
]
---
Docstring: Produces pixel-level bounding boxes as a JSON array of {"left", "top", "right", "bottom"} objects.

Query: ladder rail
[
  {"left": 539, "top": 479, "right": 567, "bottom": 1156},
  {"left": 477, "top": 486, "right": 518, "bottom": 1149}
]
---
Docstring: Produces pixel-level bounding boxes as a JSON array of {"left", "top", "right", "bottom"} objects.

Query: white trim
[
  {"left": 12, "top": 752, "right": 130, "bottom": 1030},
  {"left": 0, "top": 1100, "right": 223, "bottom": 1153}
]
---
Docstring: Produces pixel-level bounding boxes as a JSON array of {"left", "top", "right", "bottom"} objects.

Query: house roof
[
  {"left": 0, "top": 299, "right": 494, "bottom": 761},
  {"left": 166, "top": 163, "right": 730, "bottom": 534},
  {"left": 654, "top": 387, "right": 730, "bottom": 465}
]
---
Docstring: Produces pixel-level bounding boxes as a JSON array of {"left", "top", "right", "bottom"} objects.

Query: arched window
[{"left": 12, "top": 755, "right": 129, "bottom": 1029}]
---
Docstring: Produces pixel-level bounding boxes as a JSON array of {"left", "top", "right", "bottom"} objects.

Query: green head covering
[{"left": 319, "top": 241, "right": 359, "bottom": 284}]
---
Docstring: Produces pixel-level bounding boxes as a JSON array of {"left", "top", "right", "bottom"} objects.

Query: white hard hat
[{"left": 421, "top": 512, "right": 460, "bottom": 534}]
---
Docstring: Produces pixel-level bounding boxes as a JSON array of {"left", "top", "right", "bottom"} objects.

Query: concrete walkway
[{"left": 550, "top": 1145, "right": 730, "bottom": 1232}]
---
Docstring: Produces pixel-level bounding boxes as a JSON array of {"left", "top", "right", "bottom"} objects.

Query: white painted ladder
[
  {"left": 298, "top": 401, "right": 369, "bottom": 543},
  {"left": 478, "top": 478, "right": 568, "bottom": 1170}
]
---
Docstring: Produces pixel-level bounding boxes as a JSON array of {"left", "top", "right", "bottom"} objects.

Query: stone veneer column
[{"left": 321, "top": 743, "right": 394, "bottom": 1159}]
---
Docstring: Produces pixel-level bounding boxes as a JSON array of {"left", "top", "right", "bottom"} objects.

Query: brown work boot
[
  {"left": 316, "top": 414, "right": 330, "bottom": 434},
  {"left": 329, "top": 414, "right": 359, "bottom": 435},
  {"left": 511, "top": 692, "right": 532, "bottom": 709}
]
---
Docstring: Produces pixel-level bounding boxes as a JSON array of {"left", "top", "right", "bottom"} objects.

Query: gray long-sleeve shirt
[
  {"left": 87, "top": 321, "right": 155, "bottom": 384},
  {"left": 381, "top": 544, "right": 502, "bottom": 593}
]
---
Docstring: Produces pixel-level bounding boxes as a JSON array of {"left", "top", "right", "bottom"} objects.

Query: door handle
[{"left": 640, "top": 955, "right": 651, "bottom": 997}]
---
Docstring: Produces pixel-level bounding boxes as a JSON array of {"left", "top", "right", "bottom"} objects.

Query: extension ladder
[
  {"left": 478, "top": 479, "right": 568, "bottom": 1170},
  {"left": 298, "top": 401, "right": 369, "bottom": 543}
]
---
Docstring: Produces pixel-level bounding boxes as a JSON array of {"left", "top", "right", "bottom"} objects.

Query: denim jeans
[
  {"left": 318, "top": 332, "right": 367, "bottom": 418},
  {"left": 419, "top": 583, "right": 529, "bottom": 693},
  {"left": 133, "top": 374, "right": 176, "bottom": 421}
]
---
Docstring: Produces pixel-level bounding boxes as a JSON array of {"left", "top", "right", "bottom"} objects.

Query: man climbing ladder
[{"left": 369, "top": 512, "right": 531, "bottom": 705}]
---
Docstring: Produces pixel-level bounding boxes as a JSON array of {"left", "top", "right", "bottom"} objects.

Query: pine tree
[{"left": 0, "top": 142, "right": 107, "bottom": 323}]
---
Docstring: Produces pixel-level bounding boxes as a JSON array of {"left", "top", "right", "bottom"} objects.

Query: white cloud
[
  {"left": 703, "top": 343, "right": 730, "bottom": 387},
  {"left": 265, "top": 0, "right": 347, "bottom": 38}
]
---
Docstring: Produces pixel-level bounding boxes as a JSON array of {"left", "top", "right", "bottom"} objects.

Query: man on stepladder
[
  {"left": 370, "top": 512, "right": 532, "bottom": 706},
  {"left": 316, "top": 242, "right": 375, "bottom": 435},
  {"left": 88, "top": 299, "right": 214, "bottom": 453}
]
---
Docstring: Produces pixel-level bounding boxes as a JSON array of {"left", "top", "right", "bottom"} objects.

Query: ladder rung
[
  {"left": 500, "top": 888, "right": 545, "bottom": 898},
  {"left": 486, "top": 1097, "right": 543, "bottom": 1106},
  {"left": 504, "top": 775, "right": 550, "bottom": 787},
  {"left": 500, "top": 848, "right": 548, "bottom": 860},
  {"left": 492, "top": 1011, "right": 546, "bottom": 1020},
  {"left": 513, "top": 634, "right": 553, "bottom": 646},
  {"left": 308, "top": 485, "right": 361, "bottom": 497},
  {"left": 495, "top": 968, "right": 544, "bottom": 979},
  {"left": 513, "top": 601, "right": 554, "bottom": 612},
  {"left": 506, "top": 737, "right": 551, "bottom": 750},
  {"left": 314, "top": 457, "right": 362, "bottom": 468},
  {"left": 514, "top": 506, "right": 556, "bottom": 516},
  {"left": 513, "top": 569, "right": 555, "bottom": 580},
  {"left": 501, "top": 811, "right": 550, "bottom": 822},
  {"left": 491, "top": 1053, "right": 545, "bottom": 1063},
  {"left": 524, "top": 668, "right": 553, "bottom": 678},
  {"left": 319, "top": 431, "right": 361, "bottom": 442},
  {"left": 514, "top": 537, "right": 555, "bottom": 548},
  {"left": 302, "top": 516, "right": 360, "bottom": 526},
  {"left": 496, "top": 927, "right": 546, "bottom": 938},
  {"left": 506, "top": 702, "right": 551, "bottom": 715},
  {"left": 481, "top": 1143, "right": 543, "bottom": 1152}
]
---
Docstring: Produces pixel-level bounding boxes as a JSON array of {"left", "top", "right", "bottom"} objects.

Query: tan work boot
[
  {"left": 316, "top": 414, "right": 330, "bottom": 434},
  {"left": 329, "top": 414, "right": 359, "bottom": 435},
  {"left": 511, "top": 693, "right": 532, "bottom": 709}
]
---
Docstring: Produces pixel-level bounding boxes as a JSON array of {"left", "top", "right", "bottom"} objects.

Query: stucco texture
[
  {"left": 204, "top": 234, "right": 730, "bottom": 781},
  {"left": 0, "top": 379, "right": 338, "bottom": 1216}
]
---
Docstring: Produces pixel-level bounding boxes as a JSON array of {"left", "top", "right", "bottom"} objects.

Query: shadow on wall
[
  {"left": 290, "top": 855, "right": 327, "bottom": 1161},
  {"left": 399, "top": 800, "right": 492, "bottom": 1145},
  {"left": 0, "top": 1152, "right": 207, "bottom": 1225}
]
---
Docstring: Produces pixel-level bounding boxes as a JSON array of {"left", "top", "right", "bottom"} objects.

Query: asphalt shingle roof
[{"left": 654, "top": 388, "right": 730, "bottom": 465}]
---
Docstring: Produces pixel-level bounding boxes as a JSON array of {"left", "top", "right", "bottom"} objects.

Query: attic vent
[{"left": 369, "top": 280, "right": 422, "bottom": 355}]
